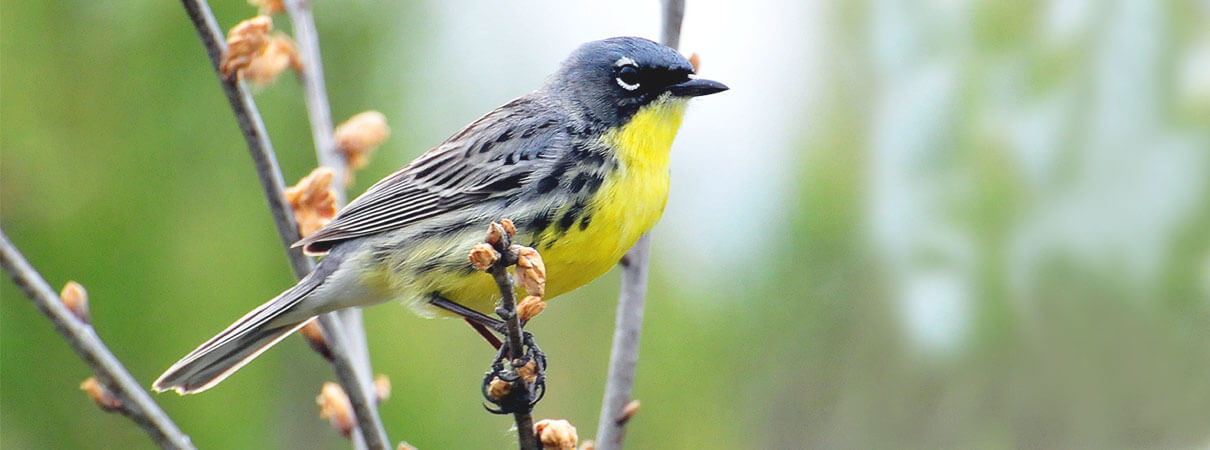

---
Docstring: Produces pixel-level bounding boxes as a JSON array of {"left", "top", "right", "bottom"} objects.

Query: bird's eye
[{"left": 616, "top": 65, "right": 640, "bottom": 91}]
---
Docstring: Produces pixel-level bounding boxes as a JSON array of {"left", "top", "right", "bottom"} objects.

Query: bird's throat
[{"left": 605, "top": 96, "right": 689, "bottom": 173}]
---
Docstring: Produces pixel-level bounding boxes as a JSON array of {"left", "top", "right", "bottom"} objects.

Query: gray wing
[{"left": 296, "top": 96, "right": 569, "bottom": 253}]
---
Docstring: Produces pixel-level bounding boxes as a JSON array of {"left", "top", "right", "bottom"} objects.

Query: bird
[{"left": 154, "top": 36, "right": 728, "bottom": 394}]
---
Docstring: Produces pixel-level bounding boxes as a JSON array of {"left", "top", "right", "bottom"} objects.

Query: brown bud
[
  {"left": 513, "top": 245, "right": 546, "bottom": 297},
  {"left": 517, "top": 359, "right": 539, "bottom": 385},
  {"left": 688, "top": 52, "right": 701, "bottom": 73},
  {"left": 486, "top": 222, "right": 505, "bottom": 245},
  {"left": 317, "top": 382, "right": 355, "bottom": 437},
  {"left": 285, "top": 167, "right": 338, "bottom": 237},
  {"left": 374, "top": 374, "right": 391, "bottom": 403},
  {"left": 80, "top": 377, "right": 122, "bottom": 412},
  {"left": 60, "top": 281, "right": 90, "bottom": 324},
  {"left": 500, "top": 219, "right": 517, "bottom": 237},
  {"left": 220, "top": 16, "right": 273, "bottom": 80},
  {"left": 618, "top": 400, "right": 640, "bottom": 425},
  {"left": 334, "top": 111, "right": 390, "bottom": 177},
  {"left": 486, "top": 376, "right": 511, "bottom": 401},
  {"left": 396, "top": 443, "right": 418, "bottom": 450},
  {"left": 534, "top": 419, "right": 578, "bottom": 450},
  {"left": 517, "top": 295, "right": 546, "bottom": 322},
  {"left": 248, "top": 0, "right": 283, "bottom": 15},
  {"left": 244, "top": 35, "right": 300, "bottom": 86},
  {"left": 298, "top": 319, "right": 332, "bottom": 360},
  {"left": 469, "top": 243, "right": 500, "bottom": 271}
]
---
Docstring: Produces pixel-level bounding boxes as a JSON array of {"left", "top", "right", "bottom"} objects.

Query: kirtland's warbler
[{"left": 155, "top": 36, "right": 728, "bottom": 394}]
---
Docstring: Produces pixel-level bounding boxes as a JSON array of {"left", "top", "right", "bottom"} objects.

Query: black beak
[{"left": 666, "top": 77, "right": 729, "bottom": 97}]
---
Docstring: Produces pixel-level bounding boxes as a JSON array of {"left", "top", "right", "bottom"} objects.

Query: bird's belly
[{"left": 539, "top": 170, "right": 670, "bottom": 299}]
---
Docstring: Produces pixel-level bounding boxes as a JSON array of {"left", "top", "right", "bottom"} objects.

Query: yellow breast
[{"left": 538, "top": 96, "right": 689, "bottom": 298}]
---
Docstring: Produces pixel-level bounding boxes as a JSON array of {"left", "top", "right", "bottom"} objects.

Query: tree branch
[
  {"left": 283, "top": 0, "right": 345, "bottom": 202},
  {"left": 659, "top": 0, "right": 686, "bottom": 51},
  {"left": 177, "top": 1, "right": 389, "bottom": 448},
  {"left": 283, "top": 0, "right": 377, "bottom": 418},
  {"left": 281, "top": 0, "right": 379, "bottom": 428},
  {"left": 595, "top": 1, "right": 686, "bottom": 448},
  {"left": 481, "top": 224, "right": 540, "bottom": 450},
  {"left": 593, "top": 234, "right": 652, "bottom": 450},
  {"left": 0, "top": 230, "right": 196, "bottom": 450}
]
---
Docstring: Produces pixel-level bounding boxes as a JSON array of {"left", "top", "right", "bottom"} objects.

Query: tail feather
[{"left": 153, "top": 280, "right": 321, "bottom": 394}]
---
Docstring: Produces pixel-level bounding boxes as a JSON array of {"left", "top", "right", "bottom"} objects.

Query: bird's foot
[{"left": 481, "top": 331, "right": 547, "bottom": 414}]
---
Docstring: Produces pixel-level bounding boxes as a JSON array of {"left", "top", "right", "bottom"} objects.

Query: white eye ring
[
  {"left": 615, "top": 57, "right": 640, "bottom": 91},
  {"left": 616, "top": 75, "right": 640, "bottom": 91}
]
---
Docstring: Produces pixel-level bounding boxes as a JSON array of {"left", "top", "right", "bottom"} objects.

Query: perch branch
[
  {"left": 281, "top": 0, "right": 378, "bottom": 422},
  {"left": 0, "top": 230, "right": 196, "bottom": 450},
  {"left": 595, "top": 1, "right": 686, "bottom": 448},
  {"left": 177, "top": 0, "right": 389, "bottom": 448},
  {"left": 481, "top": 224, "right": 540, "bottom": 450}
]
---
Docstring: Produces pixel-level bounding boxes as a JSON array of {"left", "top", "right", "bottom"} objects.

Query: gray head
[{"left": 545, "top": 37, "right": 728, "bottom": 127}]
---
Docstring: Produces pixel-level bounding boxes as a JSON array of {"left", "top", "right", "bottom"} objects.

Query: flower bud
[
  {"left": 618, "top": 400, "right": 640, "bottom": 425},
  {"left": 334, "top": 111, "right": 390, "bottom": 179},
  {"left": 317, "top": 382, "right": 354, "bottom": 437},
  {"left": 285, "top": 168, "right": 338, "bottom": 237},
  {"left": 500, "top": 219, "right": 517, "bottom": 237},
  {"left": 513, "top": 245, "right": 546, "bottom": 297},
  {"left": 517, "top": 295, "right": 546, "bottom": 322},
  {"left": 299, "top": 319, "right": 331, "bottom": 360},
  {"left": 534, "top": 419, "right": 578, "bottom": 450},
  {"left": 244, "top": 35, "right": 300, "bottom": 86},
  {"left": 486, "top": 376, "right": 511, "bottom": 401},
  {"left": 469, "top": 243, "right": 500, "bottom": 271},
  {"left": 60, "top": 281, "right": 90, "bottom": 324},
  {"left": 374, "top": 374, "right": 391, "bottom": 403},
  {"left": 248, "top": 0, "right": 283, "bottom": 15},
  {"left": 80, "top": 377, "right": 122, "bottom": 412},
  {"left": 220, "top": 16, "right": 272, "bottom": 80}
]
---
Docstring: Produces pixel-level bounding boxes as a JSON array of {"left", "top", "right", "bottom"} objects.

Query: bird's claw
[{"left": 480, "top": 332, "right": 547, "bottom": 414}]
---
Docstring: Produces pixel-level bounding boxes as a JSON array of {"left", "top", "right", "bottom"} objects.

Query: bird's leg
[
  {"left": 429, "top": 295, "right": 505, "bottom": 349},
  {"left": 428, "top": 294, "right": 547, "bottom": 413}
]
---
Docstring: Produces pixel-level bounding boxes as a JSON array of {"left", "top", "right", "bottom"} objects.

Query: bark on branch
[
  {"left": 595, "top": 1, "right": 687, "bottom": 448},
  {"left": 0, "top": 230, "right": 196, "bottom": 450}
]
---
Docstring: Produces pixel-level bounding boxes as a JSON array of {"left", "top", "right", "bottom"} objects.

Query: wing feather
[{"left": 296, "top": 96, "right": 569, "bottom": 253}]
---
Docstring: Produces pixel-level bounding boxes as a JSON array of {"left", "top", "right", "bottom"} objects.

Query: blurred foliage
[{"left": 3, "top": 0, "right": 1210, "bottom": 449}]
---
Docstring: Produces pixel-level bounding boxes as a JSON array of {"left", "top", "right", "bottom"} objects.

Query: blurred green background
[{"left": 4, "top": 0, "right": 1210, "bottom": 448}]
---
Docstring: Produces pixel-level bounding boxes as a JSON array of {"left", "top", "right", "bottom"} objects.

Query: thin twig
[
  {"left": 484, "top": 227, "right": 540, "bottom": 450},
  {"left": 177, "top": 1, "right": 389, "bottom": 448},
  {"left": 283, "top": 0, "right": 345, "bottom": 202},
  {"left": 595, "top": 2, "right": 686, "bottom": 448},
  {"left": 593, "top": 234, "right": 652, "bottom": 450},
  {"left": 280, "top": 0, "right": 378, "bottom": 416},
  {"left": 660, "top": 0, "right": 686, "bottom": 51},
  {"left": 0, "top": 230, "right": 196, "bottom": 450}
]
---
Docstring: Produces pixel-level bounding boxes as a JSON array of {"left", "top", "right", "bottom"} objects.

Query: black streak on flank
[
  {"left": 585, "top": 174, "right": 605, "bottom": 194},
  {"left": 529, "top": 207, "right": 556, "bottom": 233},
  {"left": 567, "top": 172, "right": 590, "bottom": 194},
  {"left": 477, "top": 140, "right": 494, "bottom": 154},
  {"left": 558, "top": 200, "right": 586, "bottom": 232},
  {"left": 579, "top": 213, "right": 592, "bottom": 230},
  {"left": 496, "top": 129, "right": 514, "bottom": 143}
]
